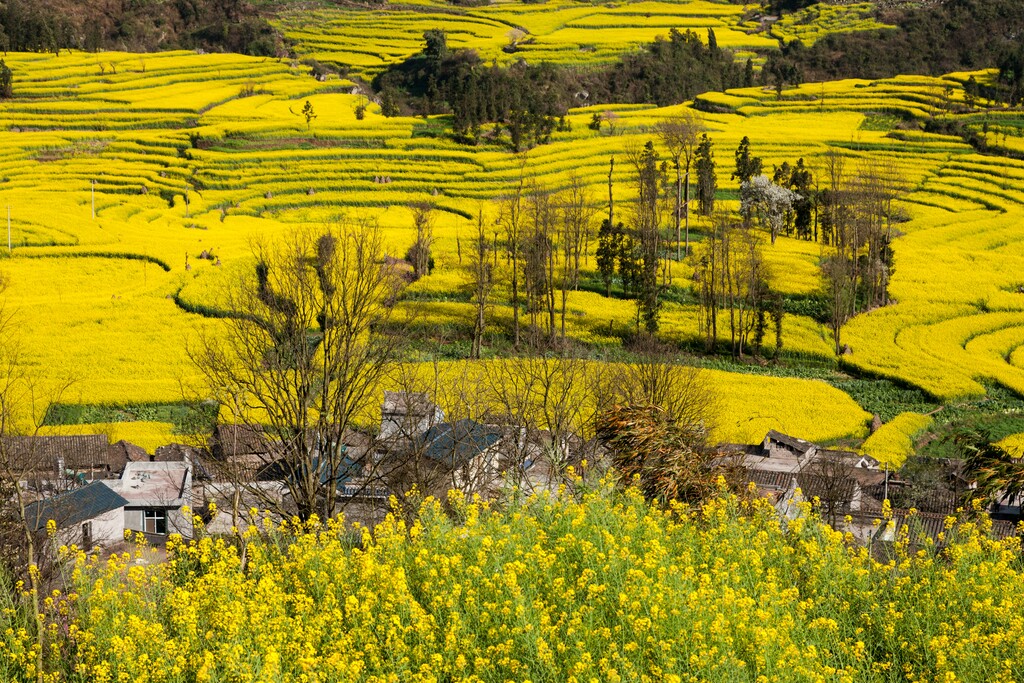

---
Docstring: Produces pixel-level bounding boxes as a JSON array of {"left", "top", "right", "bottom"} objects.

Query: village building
[
  {"left": 104, "top": 460, "right": 193, "bottom": 540},
  {"left": 379, "top": 390, "right": 445, "bottom": 441},
  {"left": 2, "top": 434, "right": 129, "bottom": 491},
  {"left": 23, "top": 480, "right": 129, "bottom": 551}
]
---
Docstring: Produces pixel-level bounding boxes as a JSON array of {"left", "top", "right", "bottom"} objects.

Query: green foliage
[
  {"left": 765, "top": 0, "right": 1024, "bottom": 98},
  {"left": 301, "top": 100, "right": 316, "bottom": 130},
  {"left": 0, "top": 60, "right": 12, "bottom": 100},
  {"left": 595, "top": 219, "right": 622, "bottom": 298},
  {"left": 596, "top": 28, "right": 749, "bottom": 107},
  {"left": 43, "top": 401, "right": 219, "bottom": 435},
  {"left": 831, "top": 378, "right": 938, "bottom": 423},
  {"left": 0, "top": 0, "right": 283, "bottom": 54},
  {"left": 694, "top": 133, "right": 716, "bottom": 217},
  {"left": 957, "top": 428, "right": 1024, "bottom": 508},
  {"left": 732, "top": 135, "right": 762, "bottom": 183}
]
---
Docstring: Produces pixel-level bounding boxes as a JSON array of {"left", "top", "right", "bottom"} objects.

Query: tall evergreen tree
[
  {"left": 596, "top": 219, "right": 623, "bottom": 298},
  {"left": 695, "top": 134, "right": 716, "bottom": 217},
  {"left": 732, "top": 136, "right": 762, "bottom": 183}
]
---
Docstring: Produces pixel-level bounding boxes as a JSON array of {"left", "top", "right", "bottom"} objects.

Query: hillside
[
  {"left": 0, "top": 0, "right": 1021, "bottom": 455},
  {"left": 0, "top": 0, "right": 281, "bottom": 54}
]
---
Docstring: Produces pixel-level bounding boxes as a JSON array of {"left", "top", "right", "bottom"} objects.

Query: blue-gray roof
[
  {"left": 24, "top": 481, "right": 129, "bottom": 531},
  {"left": 419, "top": 419, "right": 502, "bottom": 467}
]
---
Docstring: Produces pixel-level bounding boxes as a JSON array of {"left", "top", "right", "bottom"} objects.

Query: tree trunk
[
  {"left": 608, "top": 156, "right": 614, "bottom": 230},
  {"left": 683, "top": 165, "right": 690, "bottom": 258},
  {"left": 675, "top": 163, "right": 682, "bottom": 261},
  {"left": 511, "top": 244, "right": 520, "bottom": 349}
]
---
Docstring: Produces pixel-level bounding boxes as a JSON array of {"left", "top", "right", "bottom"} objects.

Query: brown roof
[
  {"left": 743, "top": 469, "right": 794, "bottom": 491},
  {"left": 153, "top": 444, "right": 195, "bottom": 462},
  {"left": 0, "top": 435, "right": 121, "bottom": 475},
  {"left": 796, "top": 472, "right": 857, "bottom": 503},
  {"left": 847, "top": 468, "right": 887, "bottom": 487},
  {"left": 211, "top": 425, "right": 281, "bottom": 459},
  {"left": 765, "top": 430, "right": 815, "bottom": 454},
  {"left": 883, "top": 510, "right": 1019, "bottom": 544},
  {"left": 110, "top": 439, "right": 148, "bottom": 464}
]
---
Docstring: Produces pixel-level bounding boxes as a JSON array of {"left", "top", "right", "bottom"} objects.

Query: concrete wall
[
  {"left": 56, "top": 507, "right": 125, "bottom": 550},
  {"left": 124, "top": 506, "right": 193, "bottom": 539}
]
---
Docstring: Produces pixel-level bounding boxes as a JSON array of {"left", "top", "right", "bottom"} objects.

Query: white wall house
[
  {"left": 24, "top": 481, "right": 129, "bottom": 550},
  {"left": 105, "top": 460, "right": 193, "bottom": 539}
]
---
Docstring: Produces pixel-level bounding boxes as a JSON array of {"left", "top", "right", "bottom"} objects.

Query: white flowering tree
[{"left": 740, "top": 174, "right": 800, "bottom": 245}]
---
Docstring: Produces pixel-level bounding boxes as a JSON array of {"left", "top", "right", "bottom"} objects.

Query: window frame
[{"left": 143, "top": 509, "right": 167, "bottom": 535}]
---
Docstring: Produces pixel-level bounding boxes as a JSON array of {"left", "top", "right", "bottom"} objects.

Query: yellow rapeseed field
[
  {"left": 860, "top": 412, "right": 934, "bottom": 467},
  {"left": 5, "top": 481, "right": 1023, "bottom": 682},
  {"left": 0, "top": 6, "right": 1019, "bottom": 448}
]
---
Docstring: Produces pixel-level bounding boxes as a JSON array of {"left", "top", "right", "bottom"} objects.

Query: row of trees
[
  {"left": 693, "top": 214, "right": 781, "bottom": 359},
  {"left": 375, "top": 28, "right": 752, "bottom": 150},
  {"left": 488, "top": 172, "right": 597, "bottom": 349},
  {"left": 819, "top": 152, "right": 903, "bottom": 354}
]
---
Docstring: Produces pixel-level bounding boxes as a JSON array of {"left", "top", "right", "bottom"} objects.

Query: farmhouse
[
  {"left": 23, "top": 481, "right": 129, "bottom": 551},
  {"left": 104, "top": 460, "right": 193, "bottom": 539},
  {"left": 379, "top": 390, "right": 445, "bottom": 441}
]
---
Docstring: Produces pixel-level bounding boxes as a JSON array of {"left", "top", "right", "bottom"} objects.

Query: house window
[
  {"left": 143, "top": 509, "right": 167, "bottom": 535},
  {"left": 81, "top": 522, "right": 92, "bottom": 551}
]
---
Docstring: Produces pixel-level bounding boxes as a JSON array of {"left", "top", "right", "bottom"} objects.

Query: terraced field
[
  {"left": 692, "top": 76, "right": 1024, "bottom": 404},
  {"left": 0, "top": 2, "right": 1021, "bottom": 452},
  {"left": 276, "top": 0, "right": 777, "bottom": 79}
]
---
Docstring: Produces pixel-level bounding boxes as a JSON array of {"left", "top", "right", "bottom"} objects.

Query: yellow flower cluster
[{"left": 0, "top": 481, "right": 1015, "bottom": 682}]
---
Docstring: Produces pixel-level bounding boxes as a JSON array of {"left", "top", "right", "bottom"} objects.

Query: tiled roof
[
  {"left": 419, "top": 419, "right": 502, "bottom": 468},
  {"left": 24, "top": 481, "right": 128, "bottom": 531},
  {"left": 212, "top": 425, "right": 281, "bottom": 459},
  {"left": 0, "top": 435, "right": 121, "bottom": 474},
  {"left": 765, "top": 430, "right": 815, "bottom": 453},
  {"left": 795, "top": 472, "right": 856, "bottom": 502},
  {"left": 110, "top": 440, "right": 148, "bottom": 463},
  {"left": 743, "top": 469, "right": 793, "bottom": 491}
]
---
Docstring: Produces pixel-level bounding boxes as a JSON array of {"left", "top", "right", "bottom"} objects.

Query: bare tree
[
  {"left": 523, "top": 181, "right": 557, "bottom": 344},
  {"left": 822, "top": 252, "right": 856, "bottom": 356},
  {"left": 408, "top": 202, "right": 435, "bottom": 280},
  {"left": 469, "top": 206, "right": 494, "bottom": 360},
  {"left": 597, "top": 336, "right": 718, "bottom": 431},
  {"left": 694, "top": 211, "right": 727, "bottom": 352},
  {"left": 800, "top": 453, "right": 856, "bottom": 528},
  {"left": 557, "top": 175, "right": 595, "bottom": 340},
  {"left": 483, "top": 353, "right": 601, "bottom": 495},
  {"left": 498, "top": 160, "right": 527, "bottom": 348},
  {"left": 190, "top": 220, "right": 404, "bottom": 521},
  {"left": 694, "top": 213, "right": 772, "bottom": 358},
  {"left": 625, "top": 140, "right": 666, "bottom": 333},
  {"left": 656, "top": 110, "right": 703, "bottom": 259}
]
